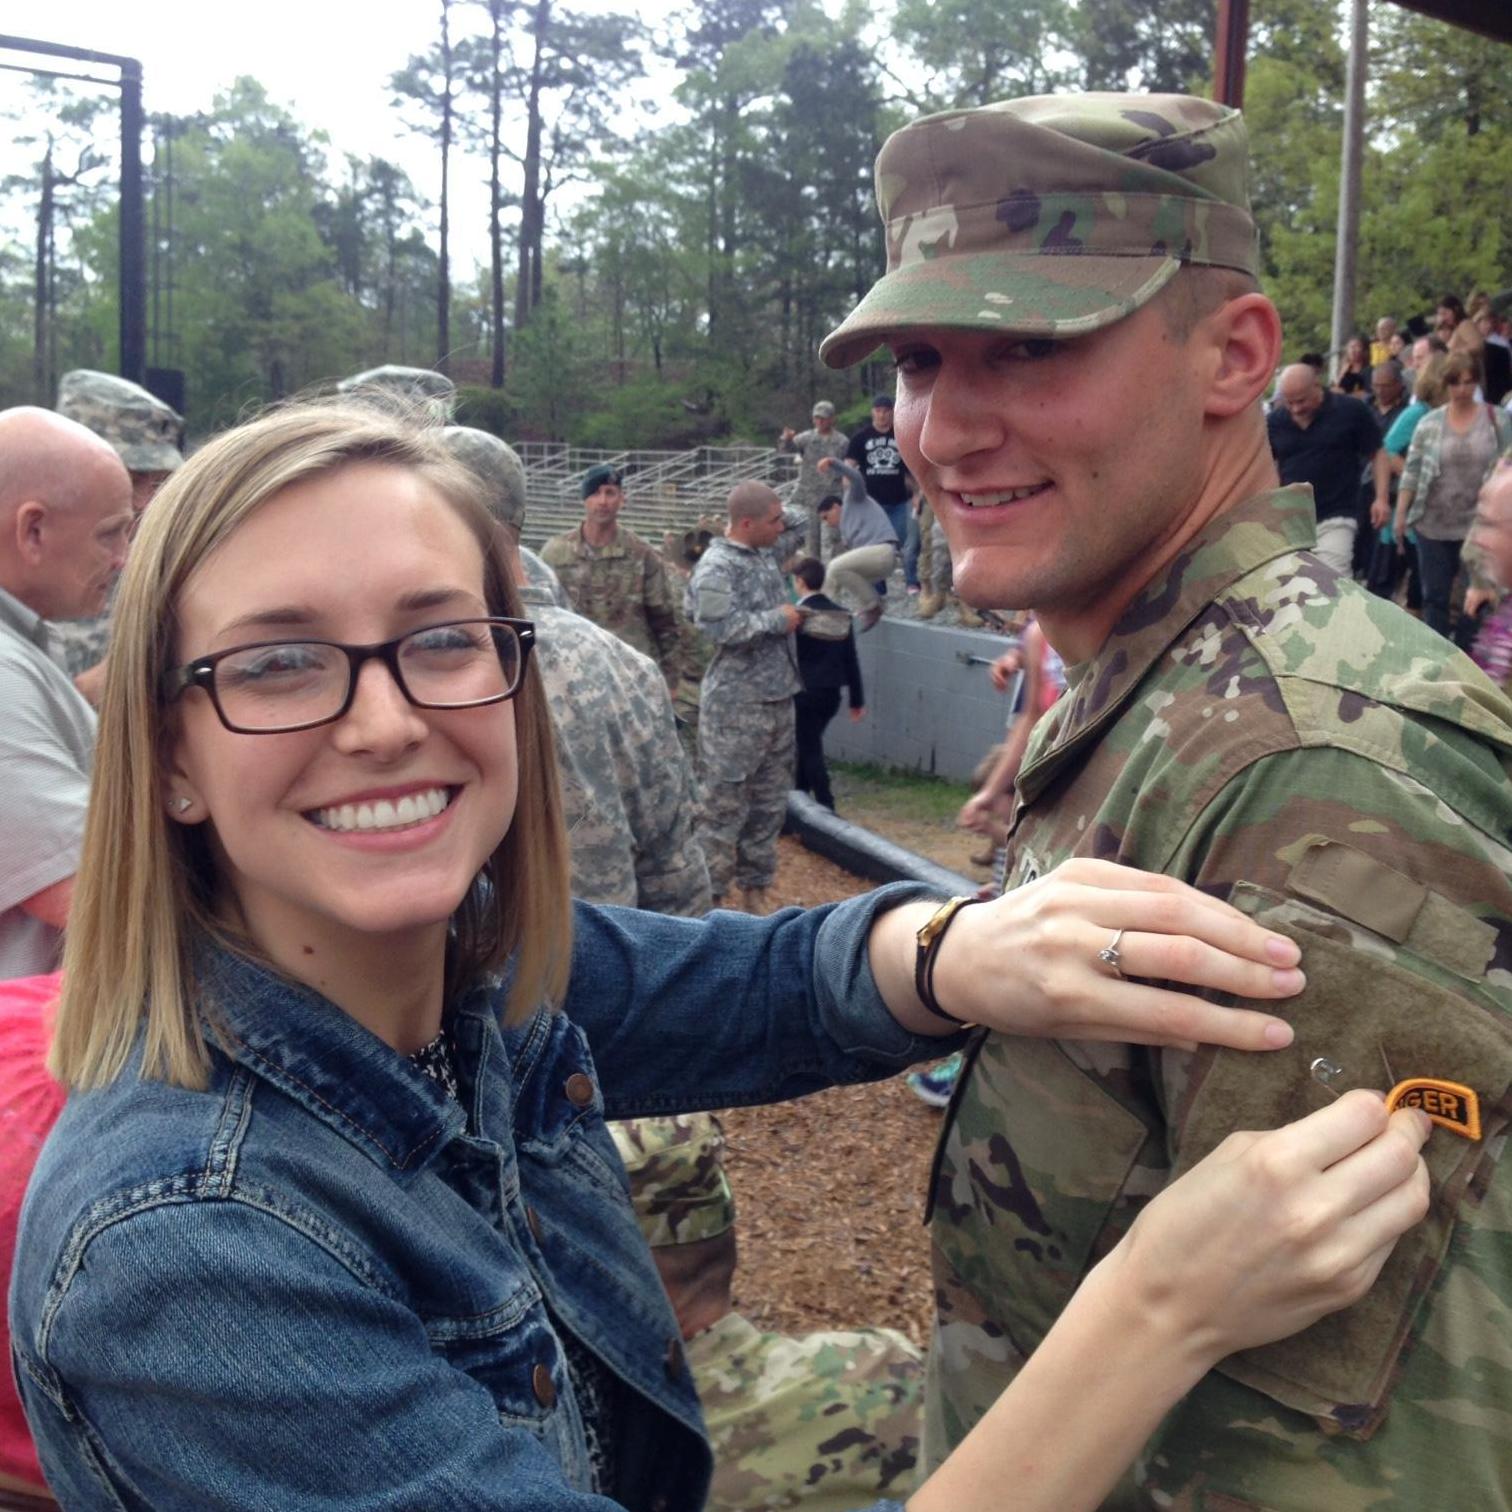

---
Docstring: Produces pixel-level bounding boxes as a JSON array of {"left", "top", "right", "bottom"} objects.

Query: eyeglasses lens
[{"left": 214, "top": 621, "right": 520, "bottom": 732}]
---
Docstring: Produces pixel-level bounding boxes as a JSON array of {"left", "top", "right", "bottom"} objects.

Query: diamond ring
[{"left": 1097, "top": 928, "right": 1125, "bottom": 978}]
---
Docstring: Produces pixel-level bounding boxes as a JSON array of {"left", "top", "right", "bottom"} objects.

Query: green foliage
[
  {"left": 454, "top": 383, "right": 518, "bottom": 436},
  {"left": 890, "top": 0, "right": 1073, "bottom": 109},
  {"left": 2, "top": 0, "right": 1506, "bottom": 441},
  {"left": 576, "top": 377, "right": 721, "bottom": 451}
]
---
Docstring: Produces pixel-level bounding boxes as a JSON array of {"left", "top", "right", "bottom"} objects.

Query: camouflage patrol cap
[
  {"left": 609, "top": 1114, "right": 736, "bottom": 1247},
  {"left": 56, "top": 369, "right": 183, "bottom": 473},
  {"left": 337, "top": 364, "right": 456, "bottom": 421},
  {"left": 820, "top": 93, "right": 1259, "bottom": 369},
  {"left": 812, "top": 400, "right": 836, "bottom": 418},
  {"left": 440, "top": 425, "right": 527, "bottom": 530}
]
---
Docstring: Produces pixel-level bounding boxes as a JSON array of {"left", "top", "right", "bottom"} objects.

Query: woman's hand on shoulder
[{"left": 930, "top": 858, "right": 1303, "bottom": 1051}]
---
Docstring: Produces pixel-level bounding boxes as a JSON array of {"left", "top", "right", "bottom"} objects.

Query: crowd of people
[
  {"left": 1, "top": 84, "right": 1509, "bottom": 1512},
  {"left": 1261, "top": 294, "right": 1512, "bottom": 651}
]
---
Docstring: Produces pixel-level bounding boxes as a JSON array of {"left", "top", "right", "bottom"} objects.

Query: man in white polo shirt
[{"left": 0, "top": 407, "right": 132, "bottom": 978}]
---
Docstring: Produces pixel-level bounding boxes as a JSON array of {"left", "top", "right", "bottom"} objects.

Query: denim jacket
[{"left": 12, "top": 890, "right": 942, "bottom": 1510}]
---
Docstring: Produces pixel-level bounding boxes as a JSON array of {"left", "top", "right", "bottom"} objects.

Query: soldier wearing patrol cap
[
  {"left": 336, "top": 364, "right": 457, "bottom": 422},
  {"left": 52, "top": 370, "right": 184, "bottom": 686},
  {"left": 821, "top": 94, "right": 1512, "bottom": 1506},
  {"left": 610, "top": 1115, "right": 923, "bottom": 1512},
  {"left": 778, "top": 399, "right": 850, "bottom": 557}
]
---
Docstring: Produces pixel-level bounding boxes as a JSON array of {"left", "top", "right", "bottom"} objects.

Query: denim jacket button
[
  {"left": 526, "top": 1206, "right": 544, "bottom": 1243},
  {"left": 663, "top": 1336, "right": 685, "bottom": 1379},
  {"left": 563, "top": 1072, "right": 595, "bottom": 1108},
  {"left": 532, "top": 1362, "right": 557, "bottom": 1408}
]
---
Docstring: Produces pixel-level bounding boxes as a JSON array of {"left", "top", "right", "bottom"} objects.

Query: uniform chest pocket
[{"left": 1170, "top": 883, "right": 1512, "bottom": 1440}]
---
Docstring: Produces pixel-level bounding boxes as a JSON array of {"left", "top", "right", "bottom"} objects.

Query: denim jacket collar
[{"left": 196, "top": 942, "right": 479, "bottom": 1178}]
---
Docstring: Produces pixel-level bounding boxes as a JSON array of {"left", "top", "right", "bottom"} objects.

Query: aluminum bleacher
[{"left": 515, "top": 443, "right": 797, "bottom": 548}]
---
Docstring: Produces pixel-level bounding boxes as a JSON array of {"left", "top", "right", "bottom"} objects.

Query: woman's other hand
[{"left": 1109, "top": 1090, "right": 1431, "bottom": 1363}]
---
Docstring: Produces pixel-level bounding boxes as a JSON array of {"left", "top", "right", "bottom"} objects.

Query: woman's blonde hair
[
  {"left": 1414, "top": 354, "right": 1450, "bottom": 407},
  {"left": 1441, "top": 346, "right": 1483, "bottom": 391},
  {"left": 51, "top": 402, "right": 572, "bottom": 1091}
]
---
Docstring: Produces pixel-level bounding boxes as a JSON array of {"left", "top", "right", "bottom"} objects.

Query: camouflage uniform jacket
[
  {"left": 690, "top": 1311, "right": 922, "bottom": 1512},
  {"left": 539, "top": 523, "right": 684, "bottom": 679},
  {"left": 928, "top": 487, "right": 1512, "bottom": 1510},
  {"left": 686, "top": 534, "right": 803, "bottom": 707},
  {"left": 521, "top": 583, "right": 711, "bottom": 916},
  {"left": 779, "top": 427, "right": 851, "bottom": 511}
]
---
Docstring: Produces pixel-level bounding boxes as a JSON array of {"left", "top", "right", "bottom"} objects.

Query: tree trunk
[
  {"left": 33, "top": 147, "right": 52, "bottom": 403},
  {"left": 437, "top": 0, "right": 453, "bottom": 373},
  {"left": 514, "top": 0, "right": 549, "bottom": 333},
  {"left": 488, "top": 0, "right": 506, "bottom": 387}
]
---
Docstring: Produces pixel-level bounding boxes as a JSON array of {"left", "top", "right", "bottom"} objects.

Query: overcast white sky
[{"left": 1, "top": 0, "right": 693, "bottom": 273}]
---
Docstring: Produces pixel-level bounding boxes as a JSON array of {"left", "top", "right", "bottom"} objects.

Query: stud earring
[{"left": 172, "top": 796, "right": 192, "bottom": 813}]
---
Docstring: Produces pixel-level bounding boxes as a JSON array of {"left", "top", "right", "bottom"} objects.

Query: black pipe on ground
[{"left": 784, "top": 791, "right": 977, "bottom": 897}]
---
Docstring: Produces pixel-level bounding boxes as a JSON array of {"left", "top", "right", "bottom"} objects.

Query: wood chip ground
[{"left": 717, "top": 836, "right": 950, "bottom": 1349}]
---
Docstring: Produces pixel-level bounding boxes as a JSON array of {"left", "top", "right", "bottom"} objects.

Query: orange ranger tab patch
[{"left": 1386, "top": 1077, "right": 1482, "bottom": 1141}]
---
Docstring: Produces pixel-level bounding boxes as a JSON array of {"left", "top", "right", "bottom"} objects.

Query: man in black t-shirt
[
  {"left": 845, "top": 394, "right": 911, "bottom": 547},
  {"left": 1267, "top": 362, "right": 1389, "bottom": 577}
]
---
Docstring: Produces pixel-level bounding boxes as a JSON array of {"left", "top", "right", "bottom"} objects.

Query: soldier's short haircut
[
  {"left": 1156, "top": 266, "right": 1260, "bottom": 342},
  {"left": 727, "top": 480, "right": 780, "bottom": 523}
]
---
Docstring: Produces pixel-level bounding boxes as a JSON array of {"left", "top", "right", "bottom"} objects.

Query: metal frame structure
[{"left": 0, "top": 34, "right": 145, "bottom": 385}]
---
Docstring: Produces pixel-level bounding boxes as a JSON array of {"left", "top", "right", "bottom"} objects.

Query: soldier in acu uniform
[
  {"left": 609, "top": 1114, "right": 924, "bottom": 1512},
  {"left": 442, "top": 427, "right": 710, "bottom": 917},
  {"left": 820, "top": 94, "right": 1512, "bottom": 1508},
  {"left": 686, "top": 483, "right": 807, "bottom": 913},
  {"left": 51, "top": 370, "right": 183, "bottom": 689},
  {"left": 541, "top": 464, "right": 685, "bottom": 687},
  {"left": 779, "top": 399, "right": 850, "bottom": 557}
]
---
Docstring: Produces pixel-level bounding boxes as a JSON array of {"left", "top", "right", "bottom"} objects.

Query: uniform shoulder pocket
[{"left": 1170, "top": 878, "right": 1512, "bottom": 1439}]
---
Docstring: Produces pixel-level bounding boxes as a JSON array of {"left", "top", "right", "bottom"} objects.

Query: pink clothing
[{"left": 0, "top": 972, "right": 65, "bottom": 1491}]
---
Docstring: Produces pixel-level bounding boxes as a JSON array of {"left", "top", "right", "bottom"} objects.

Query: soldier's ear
[{"left": 1200, "top": 293, "right": 1283, "bottom": 419}]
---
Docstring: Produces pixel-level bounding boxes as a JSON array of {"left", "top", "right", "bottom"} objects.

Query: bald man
[
  {"left": 0, "top": 408, "right": 132, "bottom": 978},
  {"left": 1267, "top": 362, "right": 1390, "bottom": 574},
  {"left": 685, "top": 483, "right": 805, "bottom": 912}
]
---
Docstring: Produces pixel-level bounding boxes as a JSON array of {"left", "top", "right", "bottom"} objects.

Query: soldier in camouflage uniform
[
  {"left": 442, "top": 427, "right": 711, "bottom": 916},
  {"left": 50, "top": 371, "right": 183, "bottom": 685},
  {"left": 686, "top": 483, "right": 806, "bottom": 912},
  {"left": 779, "top": 400, "right": 850, "bottom": 558},
  {"left": 609, "top": 1115, "right": 923, "bottom": 1512},
  {"left": 541, "top": 464, "right": 685, "bottom": 686},
  {"left": 820, "top": 94, "right": 1512, "bottom": 1508},
  {"left": 662, "top": 521, "right": 721, "bottom": 770}
]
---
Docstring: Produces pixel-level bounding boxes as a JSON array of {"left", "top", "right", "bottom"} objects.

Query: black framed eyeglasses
[{"left": 162, "top": 617, "right": 536, "bottom": 734}]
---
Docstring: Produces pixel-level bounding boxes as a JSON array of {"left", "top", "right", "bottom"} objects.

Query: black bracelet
[{"left": 913, "top": 896, "right": 986, "bottom": 1026}]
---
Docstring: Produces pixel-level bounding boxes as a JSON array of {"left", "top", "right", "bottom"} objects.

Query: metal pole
[
  {"left": 118, "top": 57, "right": 146, "bottom": 383},
  {"left": 1213, "top": 0, "right": 1251, "bottom": 108},
  {"left": 1329, "top": 0, "right": 1369, "bottom": 377}
]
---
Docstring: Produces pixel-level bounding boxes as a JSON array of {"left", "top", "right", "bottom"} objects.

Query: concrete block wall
[{"left": 821, "top": 616, "right": 1017, "bottom": 784}]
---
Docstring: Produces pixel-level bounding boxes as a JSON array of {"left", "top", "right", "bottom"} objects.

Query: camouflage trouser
[
  {"left": 697, "top": 694, "right": 795, "bottom": 898},
  {"left": 917, "top": 504, "right": 951, "bottom": 596}
]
